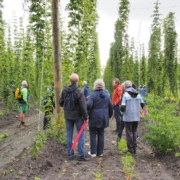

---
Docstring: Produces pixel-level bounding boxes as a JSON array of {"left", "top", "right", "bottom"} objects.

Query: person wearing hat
[
  {"left": 120, "top": 80, "right": 144, "bottom": 154},
  {"left": 19, "top": 80, "right": 29, "bottom": 126}
]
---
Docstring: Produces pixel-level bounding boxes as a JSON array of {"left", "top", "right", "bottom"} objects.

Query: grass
[
  {"left": 0, "top": 133, "right": 10, "bottom": 141},
  {"left": 0, "top": 110, "right": 4, "bottom": 116},
  {"left": 118, "top": 139, "right": 137, "bottom": 180}
]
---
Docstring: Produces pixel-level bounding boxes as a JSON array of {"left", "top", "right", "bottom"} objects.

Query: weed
[
  {"left": 18, "top": 170, "right": 23, "bottom": 175},
  {"left": 118, "top": 139, "right": 137, "bottom": 179},
  {"left": 0, "top": 133, "right": 10, "bottom": 141},
  {"left": 31, "top": 130, "right": 48, "bottom": 156},
  {"left": 0, "top": 111, "right": 4, "bottom": 116},
  {"left": 93, "top": 172, "right": 104, "bottom": 180},
  {"left": 2, "top": 169, "right": 14, "bottom": 177},
  {"left": 34, "top": 177, "right": 41, "bottom": 180}
]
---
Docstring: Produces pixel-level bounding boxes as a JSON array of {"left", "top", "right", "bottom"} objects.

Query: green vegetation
[
  {"left": 143, "top": 95, "right": 180, "bottom": 154},
  {"left": 118, "top": 139, "right": 137, "bottom": 179},
  {"left": 93, "top": 172, "right": 104, "bottom": 180},
  {"left": 31, "top": 131, "right": 48, "bottom": 156},
  {"left": 2, "top": 169, "right": 14, "bottom": 177},
  {"left": 0, "top": 133, "right": 10, "bottom": 141}
]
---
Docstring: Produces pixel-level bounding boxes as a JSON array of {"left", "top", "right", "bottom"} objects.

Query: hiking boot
[
  {"left": 123, "top": 149, "right": 135, "bottom": 155},
  {"left": 78, "top": 156, "right": 89, "bottom": 161},
  {"left": 136, "top": 135, "right": 140, "bottom": 140},
  {"left": 98, "top": 154, "right": 103, "bottom": 157},
  {"left": 88, "top": 151, "right": 96, "bottom": 157}
]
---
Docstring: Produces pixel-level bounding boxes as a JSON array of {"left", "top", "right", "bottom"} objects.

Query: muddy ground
[{"left": 0, "top": 103, "right": 180, "bottom": 180}]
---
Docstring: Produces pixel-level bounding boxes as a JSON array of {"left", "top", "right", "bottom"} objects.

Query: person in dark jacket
[
  {"left": 83, "top": 81, "right": 91, "bottom": 100},
  {"left": 87, "top": 79, "right": 113, "bottom": 157},
  {"left": 59, "top": 73, "right": 89, "bottom": 161},
  {"left": 120, "top": 80, "right": 144, "bottom": 154}
]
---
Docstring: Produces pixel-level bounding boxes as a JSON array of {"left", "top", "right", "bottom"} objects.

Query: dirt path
[
  {"left": 0, "top": 116, "right": 179, "bottom": 180},
  {"left": 0, "top": 113, "right": 43, "bottom": 169}
]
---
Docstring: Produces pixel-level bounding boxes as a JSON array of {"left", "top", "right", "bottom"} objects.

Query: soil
[{"left": 0, "top": 102, "right": 180, "bottom": 180}]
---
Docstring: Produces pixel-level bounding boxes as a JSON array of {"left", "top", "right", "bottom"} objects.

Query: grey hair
[
  {"left": 93, "top": 79, "right": 105, "bottom": 90},
  {"left": 124, "top": 80, "right": 132, "bottom": 88},
  {"left": 22, "top": 80, "right": 28, "bottom": 85}
]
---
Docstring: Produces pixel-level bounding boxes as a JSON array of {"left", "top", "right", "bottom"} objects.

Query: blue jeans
[
  {"left": 66, "top": 119, "right": 85, "bottom": 159},
  {"left": 114, "top": 105, "right": 121, "bottom": 130},
  {"left": 89, "top": 127, "right": 104, "bottom": 155}
]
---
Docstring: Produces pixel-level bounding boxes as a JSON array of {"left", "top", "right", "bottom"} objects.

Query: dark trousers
[
  {"left": 89, "top": 127, "right": 104, "bottom": 155},
  {"left": 124, "top": 121, "right": 138, "bottom": 153},
  {"left": 118, "top": 116, "right": 125, "bottom": 139},
  {"left": 114, "top": 105, "right": 121, "bottom": 131}
]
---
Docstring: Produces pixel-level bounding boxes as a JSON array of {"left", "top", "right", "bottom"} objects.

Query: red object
[
  {"left": 70, "top": 121, "right": 88, "bottom": 151},
  {"left": 112, "top": 84, "right": 123, "bottom": 105}
]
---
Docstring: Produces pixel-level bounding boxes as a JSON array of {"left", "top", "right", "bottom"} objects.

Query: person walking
[
  {"left": 59, "top": 73, "right": 89, "bottom": 161},
  {"left": 87, "top": 79, "right": 113, "bottom": 157},
  {"left": 82, "top": 81, "right": 91, "bottom": 100},
  {"left": 19, "top": 80, "right": 29, "bottom": 126},
  {"left": 120, "top": 80, "right": 144, "bottom": 154},
  {"left": 112, "top": 78, "right": 123, "bottom": 132}
]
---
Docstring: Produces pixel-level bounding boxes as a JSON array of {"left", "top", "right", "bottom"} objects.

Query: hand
[{"left": 85, "top": 119, "right": 89, "bottom": 123}]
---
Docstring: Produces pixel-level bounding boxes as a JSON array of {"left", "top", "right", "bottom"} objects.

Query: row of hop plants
[{"left": 143, "top": 94, "right": 180, "bottom": 155}]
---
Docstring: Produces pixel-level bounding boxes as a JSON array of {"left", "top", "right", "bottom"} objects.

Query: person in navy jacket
[{"left": 87, "top": 79, "right": 113, "bottom": 157}]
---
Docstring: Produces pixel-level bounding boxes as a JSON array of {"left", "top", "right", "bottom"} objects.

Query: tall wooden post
[{"left": 52, "top": 0, "right": 62, "bottom": 123}]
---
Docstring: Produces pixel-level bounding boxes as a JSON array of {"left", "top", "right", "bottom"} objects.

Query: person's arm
[
  {"left": 108, "top": 99, "right": 113, "bottom": 118},
  {"left": 120, "top": 94, "right": 126, "bottom": 112},
  {"left": 86, "top": 95, "right": 93, "bottom": 114},
  {"left": 79, "top": 91, "right": 88, "bottom": 121},
  {"left": 59, "top": 90, "right": 65, "bottom": 107}
]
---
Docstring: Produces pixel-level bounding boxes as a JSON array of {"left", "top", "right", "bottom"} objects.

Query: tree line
[
  {"left": 0, "top": 0, "right": 101, "bottom": 110},
  {"left": 103, "top": 0, "right": 180, "bottom": 98}
]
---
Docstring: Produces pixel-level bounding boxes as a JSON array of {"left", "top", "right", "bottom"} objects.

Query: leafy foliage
[{"left": 143, "top": 94, "right": 180, "bottom": 154}]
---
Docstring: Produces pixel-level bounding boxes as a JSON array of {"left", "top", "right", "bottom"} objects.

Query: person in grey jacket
[
  {"left": 87, "top": 79, "right": 113, "bottom": 157},
  {"left": 59, "top": 73, "right": 89, "bottom": 161},
  {"left": 120, "top": 80, "right": 144, "bottom": 154}
]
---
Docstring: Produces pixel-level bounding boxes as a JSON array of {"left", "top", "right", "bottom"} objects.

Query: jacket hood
[
  {"left": 99, "top": 90, "right": 106, "bottom": 98},
  {"left": 126, "top": 87, "right": 138, "bottom": 98},
  {"left": 85, "top": 84, "right": 89, "bottom": 88},
  {"left": 65, "top": 84, "right": 78, "bottom": 93}
]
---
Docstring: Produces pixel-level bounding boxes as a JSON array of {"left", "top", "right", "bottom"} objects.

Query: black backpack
[{"left": 64, "top": 91, "right": 75, "bottom": 111}]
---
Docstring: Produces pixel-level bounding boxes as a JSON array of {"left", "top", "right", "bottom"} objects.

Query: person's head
[
  {"left": 22, "top": 80, "right": 28, "bottom": 88},
  {"left": 143, "top": 85, "right": 146, "bottom": 88},
  {"left": 113, "top": 78, "right": 120, "bottom": 86},
  {"left": 121, "top": 82, "right": 125, "bottom": 89},
  {"left": 70, "top": 73, "right": 79, "bottom": 84},
  {"left": 124, "top": 80, "right": 132, "bottom": 88},
  {"left": 83, "top": 81, "right": 87, "bottom": 86},
  {"left": 132, "top": 83, "right": 137, "bottom": 90},
  {"left": 93, "top": 79, "right": 105, "bottom": 91}
]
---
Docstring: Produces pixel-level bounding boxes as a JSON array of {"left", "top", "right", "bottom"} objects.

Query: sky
[{"left": 2, "top": 0, "right": 180, "bottom": 67}]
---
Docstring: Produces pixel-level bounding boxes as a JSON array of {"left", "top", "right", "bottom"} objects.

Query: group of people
[
  {"left": 18, "top": 74, "right": 145, "bottom": 161},
  {"left": 60, "top": 73, "right": 145, "bottom": 161}
]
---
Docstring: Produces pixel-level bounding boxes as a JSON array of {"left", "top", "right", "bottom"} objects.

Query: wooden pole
[{"left": 52, "top": 0, "right": 62, "bottom": 123}]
